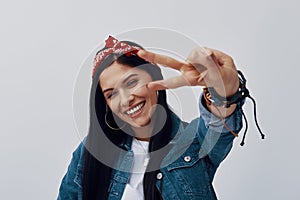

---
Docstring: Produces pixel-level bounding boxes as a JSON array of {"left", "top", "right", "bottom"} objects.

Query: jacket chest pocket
[
  {"left": 107, "top": 171, "right": 129, "bottom": 199},
  {"left": 165, "top": 144, "right": 212, "bottom": 197}
]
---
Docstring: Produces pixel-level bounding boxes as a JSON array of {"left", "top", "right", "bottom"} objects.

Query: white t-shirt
[{"left": 121, "top": 138, "right": 150, "bottom": 200}]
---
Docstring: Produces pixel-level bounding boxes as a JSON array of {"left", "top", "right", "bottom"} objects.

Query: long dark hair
[{"left": 82, "top": 41, "right": 173, "bottom": 200}]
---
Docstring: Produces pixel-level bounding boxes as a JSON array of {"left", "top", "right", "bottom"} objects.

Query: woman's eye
[
  {"left": 107, "top": 91, "right": 118, "bottom": 99},
  {"left": 127, "top": 79, "right": 138, "bottom": 87}
]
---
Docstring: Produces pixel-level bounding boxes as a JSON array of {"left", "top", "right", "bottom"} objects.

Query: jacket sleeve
[
  {"left": 197, "top": 94, "right": 243, "bottom": 168},
  {"left": 57, "top": 142, "right": 84, "bottom": 200}
]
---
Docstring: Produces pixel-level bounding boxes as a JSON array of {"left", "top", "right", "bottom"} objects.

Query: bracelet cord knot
[{"left": 203, "top": 70, "right": 265, "bottom": 146}]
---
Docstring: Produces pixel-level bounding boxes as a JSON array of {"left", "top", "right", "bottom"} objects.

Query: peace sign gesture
[{"left": 137, "top": 47, "right": 240, "bottom": 98}]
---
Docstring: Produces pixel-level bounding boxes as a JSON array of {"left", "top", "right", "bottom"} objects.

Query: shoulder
[
  {"left": 57, "top": 140, "right": 86, "bottom": 198},
  {"left": 72, "top": 139, "right": 86, "bottom": 167},
  {"left": 67, "top": 140, "right": 86, "bottom": 178}
]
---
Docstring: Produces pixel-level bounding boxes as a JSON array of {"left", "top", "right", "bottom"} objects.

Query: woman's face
[{"left": 99, "top": 62, "right": 158, "bottom": 128}]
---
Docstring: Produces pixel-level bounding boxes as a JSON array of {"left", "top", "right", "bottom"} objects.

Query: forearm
[
  {"left": 206, "top": 103, "right": 237, "bottom": 118},
  {"left": 198, "top": 93, "right": 243, "bottom": 167}
]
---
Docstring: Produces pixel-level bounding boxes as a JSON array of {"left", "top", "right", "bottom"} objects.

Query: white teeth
[{"left": 126, "top": 102, "right": 144, "bottom": 115}]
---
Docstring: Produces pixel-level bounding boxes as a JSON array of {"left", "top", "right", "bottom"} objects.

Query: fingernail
[{"left": 202, "top": 70, "right": 208, "bottom": 76}]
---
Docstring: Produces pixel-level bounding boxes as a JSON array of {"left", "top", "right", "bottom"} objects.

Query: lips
[{"left": 124, "top": 101, "right": 146, "bottom": 117}]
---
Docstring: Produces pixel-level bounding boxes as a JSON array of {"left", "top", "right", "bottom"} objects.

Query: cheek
[
  {"left": 107, "top": 99, "right": 119, "bottom": 113},
  {"left": 144, "top": 89, "right": 158, "bottom": 105},
  {"left": 131, "top": 84, "right": 149, "bottom": 97}
]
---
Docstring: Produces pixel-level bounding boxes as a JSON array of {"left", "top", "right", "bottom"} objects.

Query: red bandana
[{"left": 92, "top": 36, "right": 141, "bottom": 78}]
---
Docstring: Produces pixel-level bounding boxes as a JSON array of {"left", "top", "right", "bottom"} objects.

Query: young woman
[{"left": 57, "top": 36, "right": 248, "bottom": 200}]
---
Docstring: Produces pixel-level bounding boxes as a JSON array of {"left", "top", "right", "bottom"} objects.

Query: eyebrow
[{"left": 102, "top": 74, "right": 138, "bottom": 94}]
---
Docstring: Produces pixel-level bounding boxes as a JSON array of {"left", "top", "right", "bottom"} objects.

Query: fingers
[
  {"left": 186, "top": 47, "right": 218, "bottom": 72},
  {"left": 137, "top": 49, "right": 187, "bottom": 71},
  {"left": 203, "top": 47, "right": 234, "bottom": 68},
  {"left": 196, "top": 70, "right": 208, "bottom": 85},
  {"left": 147, "top": 76, "right": 188, "bottom": 91}
]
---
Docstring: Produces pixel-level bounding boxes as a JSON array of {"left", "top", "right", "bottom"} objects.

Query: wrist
[
  {"left": 203, "top": 70, "right": 248, "bottom": 108},
  {"left": 212, "top": 72, "right": 240, "bottom": 97}
]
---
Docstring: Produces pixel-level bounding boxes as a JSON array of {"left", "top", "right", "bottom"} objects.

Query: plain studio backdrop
[{"left": 1, "top": 0, "right": 299, "bottom": 199}]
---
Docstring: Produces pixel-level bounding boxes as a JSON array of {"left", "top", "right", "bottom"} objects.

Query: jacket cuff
[{"left": 199, "top": 93, "right": 243, "bottom": 133}]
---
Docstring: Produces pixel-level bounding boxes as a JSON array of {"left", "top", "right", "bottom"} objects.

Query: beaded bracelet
[
  {"left": 203, "top": 70, "right": 265, "bottom": 146},
  {"left": 203, "top": 70, "right": 248, "bottom": 108}
]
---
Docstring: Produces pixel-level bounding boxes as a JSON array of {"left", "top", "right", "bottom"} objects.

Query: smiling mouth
[{"left": 124, "top": 101, "right": 146, "bottom": 116}]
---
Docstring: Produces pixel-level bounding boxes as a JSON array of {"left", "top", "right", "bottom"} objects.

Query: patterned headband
[{"left": 92, "top": 35, "right": 141, "bottom": 78}]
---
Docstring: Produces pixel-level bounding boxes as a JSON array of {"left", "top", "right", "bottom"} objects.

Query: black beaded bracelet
[
  {"left": 203, "top": 70, "right": 248, "bottom": 108},
  {"left": 203, "top": 70, "right": 265, "bottom": 146}
]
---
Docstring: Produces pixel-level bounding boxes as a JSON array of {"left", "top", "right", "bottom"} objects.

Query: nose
[{"left": 119, "top": 89, "right": 134, "bottom": 108}]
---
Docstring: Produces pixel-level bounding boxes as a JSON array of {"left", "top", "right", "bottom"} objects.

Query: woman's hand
[
  {"left": 137, "top": 47, "right": 240, "bottom": 117},
  {"left": 137, "top": 47, "right": 239, "bottom": 98}
]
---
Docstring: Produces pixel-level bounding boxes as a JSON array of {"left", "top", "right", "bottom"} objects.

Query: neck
[
  {"left": 135, "top": 137, "right": 150, "bottom": 142},
  {"left": 131, "top": 120, "right": 154, "bottom": 142}
]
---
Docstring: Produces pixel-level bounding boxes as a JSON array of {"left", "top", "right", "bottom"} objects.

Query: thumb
[{"left": 147, "top": 80, "right": 168, "bottom": 91}]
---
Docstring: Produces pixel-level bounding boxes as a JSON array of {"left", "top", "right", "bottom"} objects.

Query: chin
[{"left": 129, "top": 118, "right": 151, "bottom": 128}]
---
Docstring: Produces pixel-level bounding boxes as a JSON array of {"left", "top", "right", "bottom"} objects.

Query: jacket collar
[{"left": 119, "top": 110, "right": 185, "bottom": 151}]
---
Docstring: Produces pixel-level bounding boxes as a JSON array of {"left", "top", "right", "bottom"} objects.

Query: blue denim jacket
[{"left": 58, "top": 96, "right": 243, "bottom": 200}]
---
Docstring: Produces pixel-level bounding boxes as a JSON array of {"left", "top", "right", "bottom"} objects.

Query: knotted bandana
[{"left": 92, "top": 36, "right": 141, "bottom": 78}]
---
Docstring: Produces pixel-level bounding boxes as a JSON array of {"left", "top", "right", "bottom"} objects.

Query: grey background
[{"left": 1, "top": 0, "right": 299, "bottom": 199}]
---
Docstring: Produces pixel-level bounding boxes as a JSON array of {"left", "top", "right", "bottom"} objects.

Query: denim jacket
[{"left": 58, "top": 96, "right": 243, "bottom": 200}]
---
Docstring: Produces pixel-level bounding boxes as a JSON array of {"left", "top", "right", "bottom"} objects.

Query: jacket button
[
  {"left": 184, "top": 156, "right": 191, "bottom": 162},
  {"left": 156, "top": 172, "right": 163, "bottom": 180}
]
